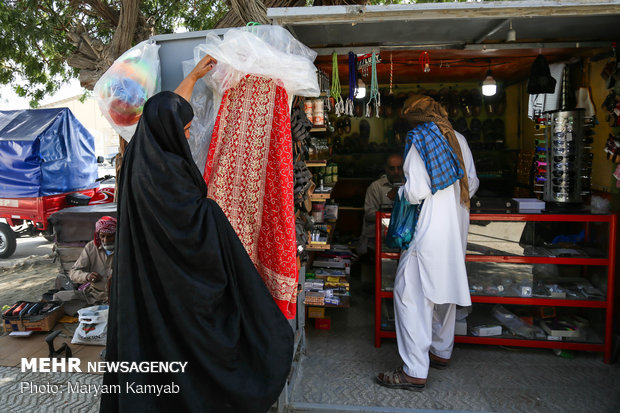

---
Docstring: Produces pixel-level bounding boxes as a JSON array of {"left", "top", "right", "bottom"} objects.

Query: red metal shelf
[
  {"left": 454, "top": 335, "right": 604, "bottom": 353},
  {"left": 466, "top": 255, "right": 609, "bottom": 265},
  {"left": 374, "top": 211, "right": 617, "bottom": 363},
  {"left": 470, "top": 213, "right": 613, "bottom": 222},
  {"left": 470, "top": 295, "right": 607, "bottom": 308}
]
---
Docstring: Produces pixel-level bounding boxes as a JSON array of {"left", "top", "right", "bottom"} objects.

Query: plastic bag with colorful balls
[{"left": 94, "top": 40, "right": 161, "bottom": 141}]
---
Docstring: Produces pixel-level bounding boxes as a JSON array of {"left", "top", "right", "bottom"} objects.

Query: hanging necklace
[
  {"left": 345, "top": 52, "right": 356, "bottom": 117},
  {"left": 331, "top": 52, "right": 344, "bottom": 116},
  {"left": 366, "top": 51, "right": 381, "bottom": 118}
]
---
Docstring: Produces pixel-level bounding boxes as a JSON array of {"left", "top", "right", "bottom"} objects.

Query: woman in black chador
[{"left": 100, "top": 55, "right": 293, "bottom": 413}]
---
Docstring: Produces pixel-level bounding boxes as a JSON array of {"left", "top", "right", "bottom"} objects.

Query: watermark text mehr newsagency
[{"left": 21, "top": 358, "right": 188, "bottom": 373}]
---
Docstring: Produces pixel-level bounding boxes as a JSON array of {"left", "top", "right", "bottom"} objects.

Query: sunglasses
[
  {"left": 535, "top": 161, "right": 547, "bottom": 167},
  {"left": 553, "top": 192, "right": 571, "bottom": 200},
  {"left": 553, "top": 155, "right": 576, "bottom": 163},
  {"left": 552, "top": 146, "right": 575, "bottom": 155},
  {"left": 552, "top": 177, "right": 575, "bottom": 185},
  {"left": 553, "top": 131, "right": 575, "bottom": 139},
  {"left": 536, "top": 146, "right": 547, "bottom": 152},
  {"left": 553, "top": 162, "right": 575, "bottom": 169},
  {"left": 535, "top": 176, "right": 547, "bottom": 183},
  {"left": 553, "top": 139, "right": 576, "bottom": 146}
]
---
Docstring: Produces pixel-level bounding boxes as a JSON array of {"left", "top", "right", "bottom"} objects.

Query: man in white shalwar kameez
[{"left": 377, "top": 95, "right": 479, "bottom": 391}]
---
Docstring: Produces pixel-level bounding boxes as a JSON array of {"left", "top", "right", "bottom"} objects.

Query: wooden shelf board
[
  {"left": 306, "top": 160, "right": 328, "bottom": 167},
  {"left": 307, "top": 243, "right": 331, "bottom": 251},
  {"left": 309, "top": 193, "right": 332, "bottom": 201}
]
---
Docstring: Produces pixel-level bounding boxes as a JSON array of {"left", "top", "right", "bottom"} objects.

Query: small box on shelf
[
  {"left": 314, "top": 317, "right": 331, "bottom": 330},
  {"left": 307, "top": 306, "right": 325, "bottom": 319}
]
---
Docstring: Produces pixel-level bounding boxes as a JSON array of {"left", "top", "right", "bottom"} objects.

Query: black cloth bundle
[
  {"left": 100, "top": 91, "right": 293, "bottom": 413},
  {"left": 527, "top": 54, "right": 557, "bottom": 94}
]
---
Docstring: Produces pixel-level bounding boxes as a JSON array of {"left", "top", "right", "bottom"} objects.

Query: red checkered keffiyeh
[{"left": 94, "top": 216, "right": 117, "bottom": 246}]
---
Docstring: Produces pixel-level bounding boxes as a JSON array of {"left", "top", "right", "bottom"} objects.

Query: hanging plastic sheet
[
  {"left": 181, "top": 59, "right": 220, "bottom": 174},
  {"left": 193, "top": 25, "right": 319, "bottom": 98}
]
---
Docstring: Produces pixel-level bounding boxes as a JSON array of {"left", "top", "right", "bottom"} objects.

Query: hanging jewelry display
[
  {"left": 366, "top": 51, "right": 381, "bottom": 118},
  {"left": 317, "top": 70, "right": 331, "bottom": 112},
  {"left": 345, "top": 52, "right": 356, "bottom": 117},
  {"left": 543, "top": 109, "right": 590, "bottom": 209},
  {"left": 419, "top": 51, "right": 430, "bottom": 73},
  {"left": 330, "top": 52, "right": 345, "bottom": 116},
  {"left": 389, "top": 52, "right": 394, "bottom": 95}
]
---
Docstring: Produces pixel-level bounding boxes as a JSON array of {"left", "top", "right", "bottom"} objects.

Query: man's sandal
[
  {"left": 375, "top": 367, "right": 426, "bottom": 391},
  {"left": 429, "top": 353, "right": 449, "bottom": 370}
]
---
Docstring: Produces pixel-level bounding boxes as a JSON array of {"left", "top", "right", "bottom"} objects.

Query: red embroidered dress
[{"left": 204, "top": 75, "right": 297, "bottom": 319}]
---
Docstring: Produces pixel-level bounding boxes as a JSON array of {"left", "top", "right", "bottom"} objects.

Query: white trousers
[{"left": 393, "top": 253, "right": 456, "bottom": 379}]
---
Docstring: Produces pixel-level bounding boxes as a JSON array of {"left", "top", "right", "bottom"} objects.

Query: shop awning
[{"left": 267, "top": 1, "right": 620, "bottom": 84}]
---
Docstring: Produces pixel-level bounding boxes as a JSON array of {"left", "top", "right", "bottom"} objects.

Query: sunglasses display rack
[{"left": 541, "top": 109, "right": 591, "bottom": 207}]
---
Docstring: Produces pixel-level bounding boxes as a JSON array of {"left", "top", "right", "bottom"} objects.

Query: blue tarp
[{"left": 0, "top": 108, "right": 98, "bottom": 197}]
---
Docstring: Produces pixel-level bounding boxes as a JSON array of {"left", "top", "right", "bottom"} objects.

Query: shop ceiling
[{"left": 268, "top": 1, "right": 620, "bottom": 86}]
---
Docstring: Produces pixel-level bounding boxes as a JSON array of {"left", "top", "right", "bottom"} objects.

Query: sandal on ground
[
  {"left": 375, "top": 367, "right": 426, "bottom": 391},
  {"left": 429, "top": 352, "right": 449, "bottom": 370}
]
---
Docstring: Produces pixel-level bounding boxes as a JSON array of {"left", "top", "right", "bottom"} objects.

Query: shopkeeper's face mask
[{"left": 102, "top": 243, "right": 115, "bottom": 254}]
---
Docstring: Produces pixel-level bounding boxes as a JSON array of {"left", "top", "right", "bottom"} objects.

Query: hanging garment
[
  {"left": 528, "top": 63, "right": 566, "bottom": 119},
  {"left": 101, "top": 91, "right": 293, "bottom": 413},
  {"left": 204, "top": 75, "right": 298, "bottom": 319}
]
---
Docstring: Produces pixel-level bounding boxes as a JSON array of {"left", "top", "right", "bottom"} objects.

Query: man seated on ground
[
  {"left": 357, "top": 152, "right": 405, "bottom": 259},
  {"left": 53, "top": 216, "right": 116, "bottom": 315}
]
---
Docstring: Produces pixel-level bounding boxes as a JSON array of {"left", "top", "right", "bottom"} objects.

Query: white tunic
[{"left": 397, "top": 131, "right": 479, "bottom": 306}]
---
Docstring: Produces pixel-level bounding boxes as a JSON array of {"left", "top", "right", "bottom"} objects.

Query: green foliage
[
  {"left": 0, "top": 1, "right": 228, "bottom": 107},
  {"left": 0, "top": 1, "right": 75, "bottom": 106},
  {"left": 0, "top": 0, "right": 515, "bottom": 106}
]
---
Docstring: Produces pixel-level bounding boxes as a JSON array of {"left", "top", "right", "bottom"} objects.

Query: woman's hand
[
  {"left": 174, "top": 54, "right": 217, "bottom": 103},
  {"left": 190, "top": 54, "right": 217, "bottom": 80}
]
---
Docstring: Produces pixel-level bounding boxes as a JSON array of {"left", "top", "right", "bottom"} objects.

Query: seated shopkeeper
[{"left": 53, "top": 216, "right": 116, "bottom": 315}]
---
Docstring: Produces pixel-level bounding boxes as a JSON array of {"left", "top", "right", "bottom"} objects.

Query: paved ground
[
  {"left": 289, "top": 283, "right": 620, "bottom": 413},
  {"left": 0, "top": 236, "right": 53, "bottom": 268}
]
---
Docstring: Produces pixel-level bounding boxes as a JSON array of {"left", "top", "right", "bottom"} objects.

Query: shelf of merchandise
[
  {"left": 305, "top": 160, "right": 328, "bottom": 167},
  {"left": 374, "top": 211, "right": 617, "bottom": 363},
  {"left": 304, "top": 295, "right": 351, "bottom": 309},
  {"left": 306, "top": 221, "right": 335, "bottom": 251},
  {"left": 309, "top": 190, "right": 332, "bottom": 202}
]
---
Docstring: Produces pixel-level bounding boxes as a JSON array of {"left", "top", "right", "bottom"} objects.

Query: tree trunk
[{"left": 70, "top": 0, "right": 149, "bottom": 90}]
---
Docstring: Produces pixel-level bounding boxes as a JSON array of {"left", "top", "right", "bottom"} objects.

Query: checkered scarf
[
  {"left": 404, "top": 95, "right": 470, "bottom": 208},
  {"left": 405, "top": 122, "right": 464, "bottom": 194}
]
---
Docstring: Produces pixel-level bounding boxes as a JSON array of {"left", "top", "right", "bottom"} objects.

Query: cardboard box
[
  {"left": 314, "top": 317, "right": 331, "bottom": 330},
  {"left": 3, "top": 304, "right": 64, "bottom": 332},
  {"left": 455, "top": 319, "right": 467, "bottom": 335},
  {"left": 307, "top": 306, "right": 325, "bottom": 319},
  {"left": 470, "top": 324, "right": 502, "bottom": 336}
]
